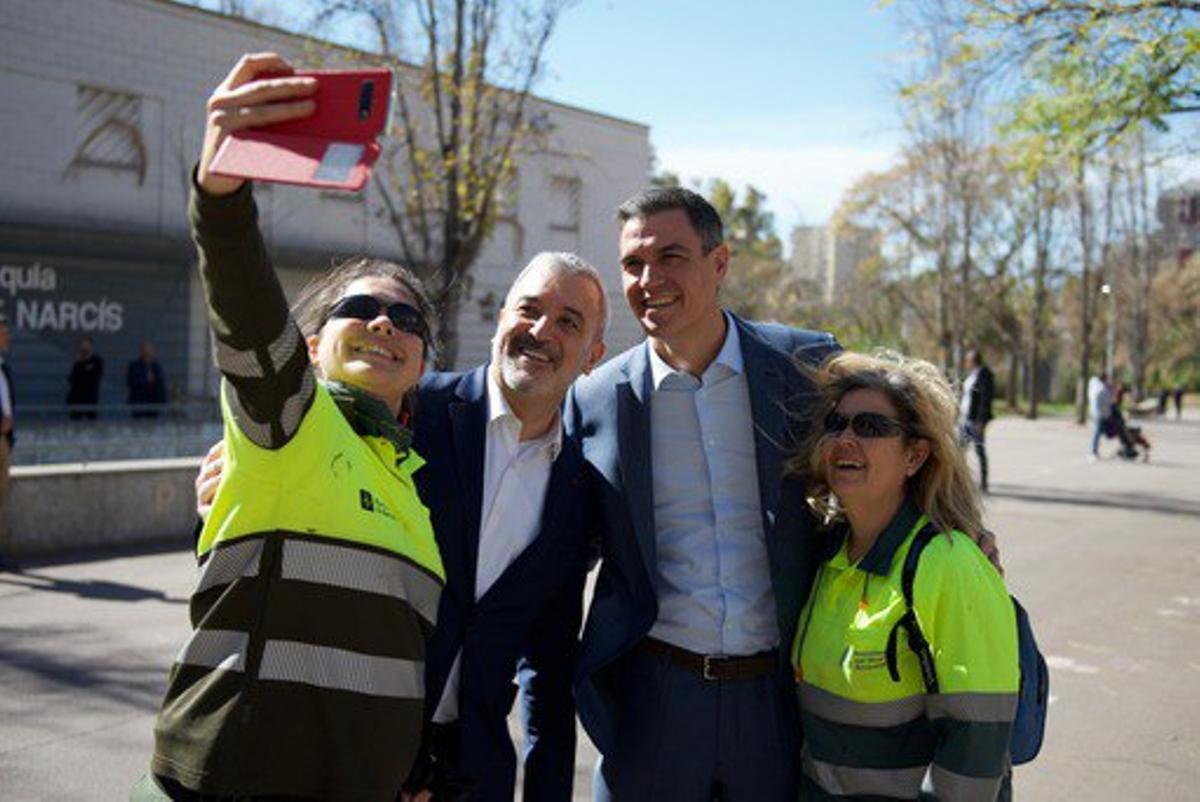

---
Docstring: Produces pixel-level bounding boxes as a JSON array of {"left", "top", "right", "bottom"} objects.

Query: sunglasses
[
  {"left": 823, "top": 410, "right": 910, "bottom": 439},
  {"left": 328, "top": 295, "right": 430, "bottom": 345}
]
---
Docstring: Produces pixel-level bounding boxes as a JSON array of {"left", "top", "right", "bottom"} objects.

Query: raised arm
[{"left": 192, "top": 54, "right": 318, "bottom": 449}]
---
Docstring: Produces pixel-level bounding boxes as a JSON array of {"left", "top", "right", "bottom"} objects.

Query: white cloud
[{"left": 658, "top": 144, "right": 899, "bottom": 235}]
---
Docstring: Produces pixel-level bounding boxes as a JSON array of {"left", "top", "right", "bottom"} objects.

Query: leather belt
[{"left": 638, "top": 637, "right": 777, "bottom": 681}]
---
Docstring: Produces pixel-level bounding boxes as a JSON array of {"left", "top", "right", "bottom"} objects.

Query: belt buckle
[{"left": 702, "top": 654, "right": 719, "bottom": 681}]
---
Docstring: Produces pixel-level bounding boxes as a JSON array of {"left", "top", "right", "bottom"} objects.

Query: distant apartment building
[
  {"left": 788, "top": 223, "right": 880, "bottom": 304},
  {"left": 0, "top": 0, "right": 651, "bottom": 413},
  {"left": 1157, "top": 180, "right": 1200, "bottom": 265}
]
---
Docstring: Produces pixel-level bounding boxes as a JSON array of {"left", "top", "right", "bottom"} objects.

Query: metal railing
[
  {"left": 13, "top": 401, "right": 223, "bottom": 466},
  {"left": 17, "top": 400, "right": 221, "bottom": 422}
]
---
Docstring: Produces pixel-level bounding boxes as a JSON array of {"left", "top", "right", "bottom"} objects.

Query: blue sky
[
  {"left": 189, "top": 0, "right": 1197, "bottom": 241},
  {"left": 539, "top": 0, "right": 909, "bottom": 237},
  {"left": 191, "top": 0, "right": 909, "bottom": 239}
]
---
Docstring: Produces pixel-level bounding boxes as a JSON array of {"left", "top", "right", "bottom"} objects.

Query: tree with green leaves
[
  {"left": 930, "top": 0, "right": 1200, "bottom": 148},
  {"left": 701, "top": 179, "right": 804, "bottom": 322}
]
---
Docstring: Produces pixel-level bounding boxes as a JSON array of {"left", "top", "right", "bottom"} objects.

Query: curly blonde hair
[{"left": 787, "top": 350, "right": 983, "bottom": 538}]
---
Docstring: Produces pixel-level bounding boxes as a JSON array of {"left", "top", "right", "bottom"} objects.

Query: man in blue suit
[
  {"left": 569, "top": 187, "right": 839, "bottom": 801},
  {"left": 405, "top": 251, "right": 608, "bottom": 802}
]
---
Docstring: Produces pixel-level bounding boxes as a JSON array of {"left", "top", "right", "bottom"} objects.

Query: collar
[
  {"left": 856, "top": 494, "right": 923, "bottom": 575},
  {"left": 324, "top": 379, "right": 414, "bottom": 459},
  {"left": 647, "top": 310, "right": 744, "bottom": 390},
  {"left": 486, "top": 369, "right": 563, "bottom": 460}
]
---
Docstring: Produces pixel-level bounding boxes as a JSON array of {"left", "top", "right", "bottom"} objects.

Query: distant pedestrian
[
  {"left": 1157, "top": 388, "right": 1170, "bottom": 416},
  {"left": 1087, "top": 372, "right": 1113, "bottom": 460},
  {"left": 1174, "top": 385, "right": 1185, "bottom": 420},
  {"left": 126, "top": 342, "right": 167, "bottom": 418},
  {"left": 66, "top": 336, "right": 103, "bottom": 420},
  {"left": 959, "top": 348, "right": 995, "bottom": 492},
  {"left": 0, "top": 319, "right": 14, "bottom": 572}
]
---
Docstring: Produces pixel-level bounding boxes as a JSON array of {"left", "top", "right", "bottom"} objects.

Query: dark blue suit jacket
[
  {"left": 413, "top": 366, "right": 597, "bottom": 802},
  {"left": 566, "top": 314, "right": 838, "bottom": 755}
]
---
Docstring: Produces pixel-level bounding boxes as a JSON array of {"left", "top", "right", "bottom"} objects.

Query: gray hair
[{"left": 504, "top": 251, "right": 609, "bottom": 341}]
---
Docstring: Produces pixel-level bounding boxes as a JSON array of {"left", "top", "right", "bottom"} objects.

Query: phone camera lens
[{"left": 358, "top": 81, "right": 375, "bottom": 119}]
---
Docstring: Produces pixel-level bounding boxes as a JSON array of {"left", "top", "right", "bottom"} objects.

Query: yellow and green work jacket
[
  {"left": 152, "top": 182, "right": 445, "bottom": 801},
  {"left": 792, "top": 498, "right": 1018, "bottom": 801}
]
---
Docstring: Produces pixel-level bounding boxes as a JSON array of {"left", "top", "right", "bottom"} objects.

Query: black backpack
[{"left": 884, "top": 523, "right": 1048, "bottom": 764}]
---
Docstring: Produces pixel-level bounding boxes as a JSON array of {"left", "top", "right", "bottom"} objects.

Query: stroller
[{"left": 1107, "top": 387, "right": 1151, "bottom": 461}]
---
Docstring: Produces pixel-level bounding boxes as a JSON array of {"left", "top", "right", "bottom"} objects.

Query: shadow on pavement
[
  {"left": 989, "top": 485, "right": 1200, "bottom": 519},
  {"left": 0, "top": 538, "right": 192, "bottom": 573},
  {"left": 0, "top": 626, "right": 167, "bottom": 711},
  {"left": 0, "top": 571, "right": 187, "bottom": 603}
]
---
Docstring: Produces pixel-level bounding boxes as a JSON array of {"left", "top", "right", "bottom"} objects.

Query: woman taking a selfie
[
  {"left": 141, "top": 54, "right": 445, "bottom": 801},
  {"left": 788, "top": 352, "right": 1018, "bottom": 801}
]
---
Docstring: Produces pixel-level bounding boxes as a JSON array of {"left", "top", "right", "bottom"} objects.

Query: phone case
[{"left": 209, "top": 68, "right": 392, "bottom": 192}]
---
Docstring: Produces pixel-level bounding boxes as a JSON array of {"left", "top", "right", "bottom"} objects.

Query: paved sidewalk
[{"left": 1, "top": 410, "right": 1197, "bottom": 800}]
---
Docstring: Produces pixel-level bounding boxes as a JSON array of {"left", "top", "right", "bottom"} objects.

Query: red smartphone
[{"left": 209, "top": 68, "right": 393, "bottom": 192}]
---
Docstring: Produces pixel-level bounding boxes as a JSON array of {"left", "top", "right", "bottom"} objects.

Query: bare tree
[
  {"left": 1024, "top": 165, "right": 1063, "bottom": 418},
  {"left": 311, "top": 0, "right": 571, "bottom": 366}
]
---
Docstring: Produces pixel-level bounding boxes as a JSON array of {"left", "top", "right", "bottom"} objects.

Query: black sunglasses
[
  {"left": 328, "top": 294, "right": 430, "bottom": 345},
  {"left": 823, "top": 410, "right": 910, "bottom": 439}
]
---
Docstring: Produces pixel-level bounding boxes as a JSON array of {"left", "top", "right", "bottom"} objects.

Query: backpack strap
[{"left": 885, "top": 522, "right": 940, "bottom": 693}]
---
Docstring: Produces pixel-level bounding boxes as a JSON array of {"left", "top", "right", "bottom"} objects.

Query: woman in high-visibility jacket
[
  {"left": 140, "top": 54, "right": 445, "bottom": 801},
  {"left": 787, "top": 351, "right": 1018, "bottom": 801}
]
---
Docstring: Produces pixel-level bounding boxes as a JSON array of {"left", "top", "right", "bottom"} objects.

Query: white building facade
[{"left": 0, "top": 0, "right": 651, "bottom": 413}]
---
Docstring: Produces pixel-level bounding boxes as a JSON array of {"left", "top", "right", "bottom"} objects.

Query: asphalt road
[{"left": 2, "top": 410, "right": 1198, "bottom": 800}]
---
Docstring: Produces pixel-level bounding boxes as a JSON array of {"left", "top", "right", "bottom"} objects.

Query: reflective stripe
[
  {"left": 281, "top": 539, "right": 442, "bottom": 627},
  {"left": 258, "top": 639, "right": 424, "bottom": 699},
  {"left": 223, "top": 381, "right": 273, "bottom": 447},
  {"left": 279, "top": 369, "right": 315, "bottom": 439},
  {"left": 930, "top": 764, "right": 1004, "bottom": 801},
  {"left": 213, "top": 322, "right": 302, "bottom": 378},
  {"left": 803, "top": 748, "right": 926, "bottom": 798},
  {"left": 196, "top": 538, "right": 263, "bottom": 593},
  {"left": 177, "top": 629, "right": 248, "bottom": 672},
  {"left": 799, "top": 682, "right": 924, "bottom": 727},
  {"left": 927, "top": 691, "right": 1018, "bottom": 722},
  {"left": 267, "top": 324, "right": 303, "bottom": 374},
  {"left": 214, "top": 336, "right": 264, "bottom": 378}
]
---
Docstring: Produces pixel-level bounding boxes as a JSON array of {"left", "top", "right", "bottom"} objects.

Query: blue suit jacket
[
  {"left": 566, "top": 314, "right": 838, "bottom": 755},
  {"left": 413, "top": 366, "right": 596, "bottom": 802}
]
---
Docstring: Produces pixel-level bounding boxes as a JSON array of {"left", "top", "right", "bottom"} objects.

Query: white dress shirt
[{"left": 432, "top": 369, "right": 562, "bottom": 722}]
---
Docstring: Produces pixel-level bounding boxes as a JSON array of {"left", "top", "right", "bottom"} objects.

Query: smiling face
[
  {"left": 307, "top": 276, "right": 426, "bottom": 414},
  {"left": 491, "top": 258, "right": 605, "bottom": 405},
  {"left": 619, "top": 209, "right": 728, "bottom": 354},
  {"left": 823, "top": 387, "right": 929, "bottom": 515}
]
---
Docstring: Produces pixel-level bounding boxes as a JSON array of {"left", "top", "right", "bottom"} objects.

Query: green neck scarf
[{"left": 324, "top": 380, "right": 413, "bottom": 459}]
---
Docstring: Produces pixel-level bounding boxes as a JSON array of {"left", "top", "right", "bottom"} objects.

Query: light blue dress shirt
[{"left": 646, "top": 315, "right": 779, "bottom": 656}]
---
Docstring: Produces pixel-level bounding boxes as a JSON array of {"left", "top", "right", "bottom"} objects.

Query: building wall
[
  {"left": 788, "top": 224, "right": 879, "bottom": 304},
  {"left": 1157, "top": 180, "right": 1200, "bottom": 264},
  {"left": 0, "top": 0, "right": 650, "bottom": 413}
]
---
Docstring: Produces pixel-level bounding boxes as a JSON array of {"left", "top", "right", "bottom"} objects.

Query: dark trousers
[
  {"left": 593, "top": 644, "right": 798, "bottom": 802},
  {"left": 963, "top": 421, "right": 989, "bottom": 490}
]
